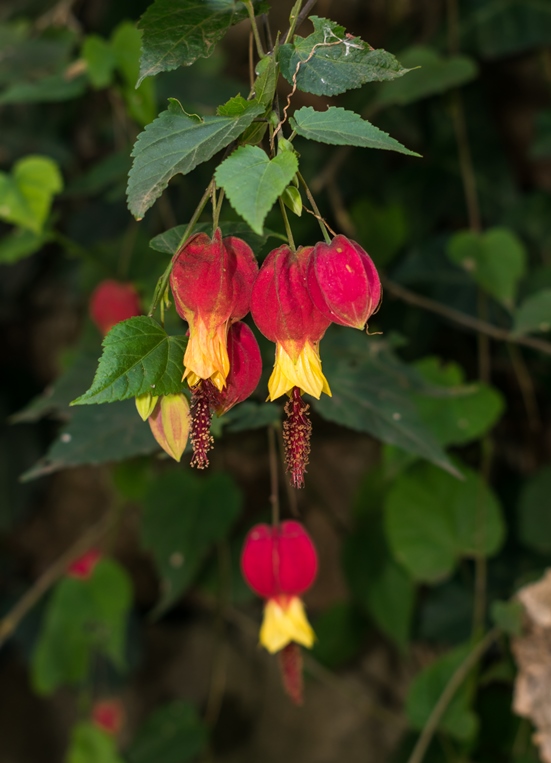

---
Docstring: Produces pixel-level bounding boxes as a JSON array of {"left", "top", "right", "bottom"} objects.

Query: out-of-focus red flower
[
  {"left": 67, "top": 549, "right": 102, "bottom": 580},
  {"left": 89, "top": 280, "right": 141, "bottom": 335},
  {"left": 91, "top": 698, "right": 124, "bottom": 735}
]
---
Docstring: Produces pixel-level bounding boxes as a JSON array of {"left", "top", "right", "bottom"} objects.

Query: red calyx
[
  {"left": 250, "top": 244, "right": 330, "bottom": 359},
  {"left": 307, "top": 235, "right": 381, "bottom": 329},
  {"left": 216, "top": 321, "right": 262, "bottom": 415},
  {"left": 241, "top": 520, "right": 318, "bottom": 600},
  {"left": 89, "top": 280, "right": 141, "bottom": 336}
]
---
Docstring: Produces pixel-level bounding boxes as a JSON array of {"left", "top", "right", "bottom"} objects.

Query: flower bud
[
  {"left": 307, "top": 235, "right": 381, "bottom": 329},
  {"left": 89, "top": 280, "right": 141, "bottom": 335},
  {"left": 135, "top": 392, "right": 159, "bottom": 421},
  {"left": 148, "top": 394, "right": 190, "bottom": 462}
]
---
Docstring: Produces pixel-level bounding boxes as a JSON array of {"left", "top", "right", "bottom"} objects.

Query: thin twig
[
  {"left": 0, "top": 513, "right": 114, "bottom": 649},
  {"left": 406, "top": 628, "right": 500, "bottom": 763},
  {"left": 508, "top": 343, "right": 541, "bottom": 432},
  {"left": 268, "top": 425, "right": 280, "bottom": 526},
  {"left": 383, "top": 278, "right": 551, "bottom": 357},
  {"left": 283, "top": 0, "right": 318, "bottom": 44}
]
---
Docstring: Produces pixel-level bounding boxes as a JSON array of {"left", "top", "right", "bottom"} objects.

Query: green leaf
[
  {"left": 67, "top": 722, "right": 124, "bottom": 763},
  {"left": 373, "top": 46, "right": 478, "bottom": 107},
  {"left": 447, "top": 227, "right": 527, "bottom": 309},
  {"left": 127, "top": 98, "right": 264, "bottom": 219},
  {"left": 0, "top": 73, "right": 86, "bottom": 104},
  {"left": 513, "top": 289, "right": 551, "bottom": 335},
  {"left": 0, "top": 227, "right": 50, "bottom": 264},
  {"left": 20, "top": 399, "right": 159, "bottom": 481},
  {"left": 126, "top": 701, "right": 208, "bottom": 763},
  {"left": 31, "top": 559, "right": 132, "bottom": 694},
  {"left": 0, "top": 155, "right": 63, "bottom": 234},
  {"left": 311, "top": 602, "right": 367, "bottom": 669},
  {"left": 279, "top": 16, "right": 409, "bottom": 97},
  {"left": 71, "top": 317, "right": 186, "bottom": 405},
  {"left": 215, "top": 145, "right": 298, "bottom": 234},
  {"left": 406, "top": 643, "right": 479, "bottom": 741},
  {"left": 517, "top": 467, "right": 551, "bottom": 554},
  {"left": 82, "top": 35, "right": 116, "bottom": 89},
  {"left": 384, "top": 461, "right": 505, "bottom": 583},
  {"left": 313, "top": 329, "right": 458, "bottom": 476},
  {"left": 291, "top": 106, "right": 420, "bottom": 156},
  {"left": 463, "top": 0, "right": 551, "bottom": 59},
  {"left": 491, "top": 600, "right": 523, "bottom": 637},
  {"left": 413, "top": 357, "right": 504, "bottom": 447},
  {"left": 343, "top": 514, "right": 415, "bottom": 651},
  {"left": 141, "top": 470, "right": 242, "bottom": 613},
  {"left": 137, "top": 0, "right": 268, "bottom": 86},
  {"left": 149, "top": 221, "right": 282, "bottom": 256}
]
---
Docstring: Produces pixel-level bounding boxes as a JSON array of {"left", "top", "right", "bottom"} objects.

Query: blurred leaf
[
  {"left": 141, "top": 470, "right": 241, "bottom": 613},
  {"left": 126, "top": 701, "right": 207, "bottom": 763},
  {"left": 0, "top": 73, "right": 86, "bottom": 104},
  {"left": 21, "top": 399, "right": 158, "bottom": 481},
  {"left": 149, "top": 222, "right": 282, "bottom": 255},
  {"left": 215, "top": 145, "right": 298, "bottom": 234},
  {"left": 491, "top": 600, "right": 523, "bottom": 637},
  {"left": 385, "top": 461, "right": 505, "bottom": 582},
  {"left": 66, "top": 151, "right": 132, "bottom": 197},
  {"left": 513, "top": 290, "right": 551, "bottom": 335},
  {"left": 127, "top": 98, "right": 264, "bottom": 219},
  {"left": 137, "top": 0, "right": 267, "bottom": 85},
  {"left": 291, "top": 106, "right": 420, "bottom": 156},
  {"left": 463, "top": 0, "right": 551, "bottom": 59},
  {"left": 406, "top": 643, "right": 478, "bottom": 741},
  {"left": 313, "top": 329, "right": 458, "bottom": 476},
  {"left": 279, "top": 16, "right": 408, "bottom": 97},
  {"left": 82, "top": 35, "right": 116, "bottom": 89},
  {"left": 31, "top": 559, "right": 131, "bottom": 694},
  {"left": 220, "top": 400, "right": 281, "bottom": 432},
  {"left": 72, "top": 317, "right": 186, "bottom": 405},
  {"left": 373, "top": 46, "right": 478, "bottom": 107},
  {"left": 0, "top": 26, "right": 75, "bottom": 85},
  {"left": 0, "top": 155, "right": 63, "bottom": 234},
  {"left": 0, "top": 227, "right": 50, "bottom": 264},
  {"left": 343, "top": 514, "right": 415, "bottom": 651},
  {"left": 311, "top": 602, "right": 367, "bottom": 669},
  {"left": 66, "top": 722, "right": 124, "bottom": 763},
  {"left": 418, "top": 580, "right": 473, "bottom": 644},
  {"left": 531, "top": 110, "right": 551, "bottom": 158},
  {"left": 350, "top": 199, "right": 408, "bottom": 266},
  {"left": 111, "top": 21, "right": 156, "bottom": 126},
  {"left": 517, "top": 467, "right": 551, "bottom": 554},
  {"left": 447, "top": 227, "right": 526, "bottom": 309},
  {"left": 413, "top": 357, "right": 504, "bottom": 446}
]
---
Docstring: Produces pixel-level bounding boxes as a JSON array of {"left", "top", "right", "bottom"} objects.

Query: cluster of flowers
[
  {"left": 90, "top": 229, "right": 380, "bottom": 488},
  {"left": 135, "top": 229, "right": 380, "bottom": 487}
]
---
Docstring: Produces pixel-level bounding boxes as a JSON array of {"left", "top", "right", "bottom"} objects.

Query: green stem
[
  {"left": 284, "top": 0, "right": 303, "bottom": 43},
  {"left": 148, "top": 179, "right": 214, "bottom": 317},
  {"left": 297, "top": 171, "right": 331, "bottom": 243},
  {"left": 279, "top": 197, "right": 296, "bottom": 251},
  {"left": 212, "top": 188, "right": 225, "bottom": 233},
  {"left": 406, "top": 628, "right": 500, "bottom": 763},
  {"left": 244, "top": 0, "right": 265, "bottom": 58}
]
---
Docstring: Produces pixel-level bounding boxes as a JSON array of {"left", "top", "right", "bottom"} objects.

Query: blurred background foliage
[{"left": 1, "top": 0, "right": 551, "bottom": 761}]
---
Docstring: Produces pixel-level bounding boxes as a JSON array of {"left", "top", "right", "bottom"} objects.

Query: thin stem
[
  {"left": 508, "top": 342, "right": 541, "bottom": 432},
  {"left": 268, "top": 425, "right": 280, "bottom": 526},
  {"left": 284, "top": 0, "right": 303, "bottom": 44},
  {"left": 406, "top": 628, "right": 500, "bottom": 763},
  {"left": 244, "top": 0, "right": 265, "bottom": 58},
  {"left": 148, "top": 178, "right": 214, "bottom": 317},
  {"left": 0, "top": 513, "right": 114, "bottom": 649},
  {"left": 283, "top": 0, "right": 318, "bottom": 44},
  {"left": 297, "top": 171, "right": 331, "bottom": 243},
  {"left": 212, "top": 188, "right": 225, "bottom": 232},
  {"left": 279, "top": 197, "right": 296, "bottom": 251},
  {"left": 383, "top": 278, "right": 551, "bottom": 357}
]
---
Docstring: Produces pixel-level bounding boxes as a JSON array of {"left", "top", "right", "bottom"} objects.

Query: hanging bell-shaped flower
[{"left": 89, "top": 280, "right": 141, "bottom": 336}]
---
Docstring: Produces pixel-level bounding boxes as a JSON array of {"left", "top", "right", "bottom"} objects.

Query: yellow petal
[
  {"left": 183, "top": 317, "right": 230, "bottom": 389},
  {"left": 135, "top": 392, "right": 159, "bottom": 421},
  {"left": 259, "top": 597, "right": 316, "bottom": 654},
  {"left": 267, "top": 342, "right": 331, "bottom": 401}
]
